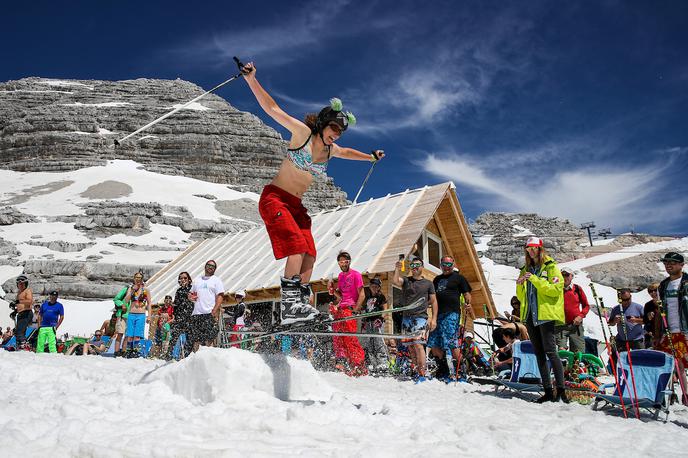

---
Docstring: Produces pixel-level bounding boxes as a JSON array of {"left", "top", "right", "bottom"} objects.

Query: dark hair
[
  {"left": 502, "top": 328, "right": 516, "bottom": 339},
  {"left": 164, "top": 295, "right": 172, "bottom": 300},
  {"left": 179, "top": 271, "right": 192, "bottom": 284},
  {"left": 492, "top": 328, "right": 506, "bottom": 348},
  {"left": 617, "top": 288, "right": 632, "bottom": 296},
  {"left": 304, "top": 113, "right": 318, "bottom": 133},
  {"left": 510, "top": 296, "right": 520, "bottom": 306}
]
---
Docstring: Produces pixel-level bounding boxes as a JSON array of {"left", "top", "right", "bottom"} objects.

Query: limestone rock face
[
  {"left": 0, "top": 77, "right": 353, "bottom": 301},
  {"left": 0, "top": 77, "right": 348, "bottom": 212},
  {"left": 471, "top": 212, "right": 588, "bottom": 267}
]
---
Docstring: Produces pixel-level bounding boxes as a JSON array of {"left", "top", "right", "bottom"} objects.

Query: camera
[{"left": 8, "top": 300, "right": 18, "bottom": 311}]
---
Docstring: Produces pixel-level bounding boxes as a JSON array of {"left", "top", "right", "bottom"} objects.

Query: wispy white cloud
[
  {"left": 168, "top": 1, "right": 403, "bottom": 70},
  {"left": 343, "top": 8, "right": 539, "bottom": 133},
  {"left": 421, "top": 150, "right": 687, "bottom": 232}
]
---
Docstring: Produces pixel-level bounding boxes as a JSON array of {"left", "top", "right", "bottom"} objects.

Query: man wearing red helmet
[{"left": 240, "top": 61, "right": 385, "bottom": 326}]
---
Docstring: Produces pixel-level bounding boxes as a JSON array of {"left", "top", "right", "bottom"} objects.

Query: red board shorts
[
  {"left": 259, "top": 184, "right": 316, "bottom": 260},
  {"left": 659, "top": 332, "right": 688, "bottom": 366}
]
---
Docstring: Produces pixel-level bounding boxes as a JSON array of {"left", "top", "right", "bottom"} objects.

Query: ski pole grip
[{"left": 234, "top": 56, "right": 251, "bottom": 75}]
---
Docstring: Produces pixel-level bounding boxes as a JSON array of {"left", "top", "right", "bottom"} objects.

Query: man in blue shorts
[
  {"left": 428, "top": 256, "right": 472, "bottom": 380},
  {"left": 392, "top": 256, "right": 437, "bottom": 382}
]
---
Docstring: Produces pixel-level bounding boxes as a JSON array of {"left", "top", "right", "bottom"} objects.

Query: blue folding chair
[
  {"left": 100, "top": 338, "right": 117, "bottom": 357},
  {"left": 494, "top": 340, "right": 546, "bottom": 395},
  {"left": 2, "top": 336, "right": 17, "bottom": 351},
  {"left": 594, "top": 349, "right": 675, "bottom": 422}
]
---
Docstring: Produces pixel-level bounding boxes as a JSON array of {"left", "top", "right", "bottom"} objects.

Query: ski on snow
[{"left": 226, "top": 299, "right": 425, "bottom": 346}]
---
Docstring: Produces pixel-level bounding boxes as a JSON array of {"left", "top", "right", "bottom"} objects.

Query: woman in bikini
[{"left": 240, "top": 61, "right": 385, "bottom": 325}]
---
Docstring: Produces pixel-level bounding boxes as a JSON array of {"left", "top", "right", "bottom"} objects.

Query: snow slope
[{"left": 1, "top": 348, "right": 687, "bottom": 457}]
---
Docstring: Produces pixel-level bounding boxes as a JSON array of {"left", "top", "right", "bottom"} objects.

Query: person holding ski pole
[
  {"left": 555, "top": 267, "right": 589, "bottom": 354},
  {"left": 238, "top": 61, "right": 385, "bottom": 326},
  {"left": 607, "top": 289, "right": 645, "bottom": 351},
  {"left": 516, "top": 237, "right": 568, "bottom": 403},
  {"left": 656, "top": 252, "right": 688, "bottom": 405}
]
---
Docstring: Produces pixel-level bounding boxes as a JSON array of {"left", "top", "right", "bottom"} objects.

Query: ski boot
[
  {"left": 280, "top": 276, "right": 319, "bottom": 326},
  {"left": 535, "top": 388, "right": 554, "bottom": 403}
]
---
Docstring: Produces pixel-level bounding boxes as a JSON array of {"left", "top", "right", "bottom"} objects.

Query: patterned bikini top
[{"left": 287, "top": 134, "right": 330, "bottom": 178}]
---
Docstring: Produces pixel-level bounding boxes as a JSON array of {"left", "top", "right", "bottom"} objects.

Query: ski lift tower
[{"left": 581, "top": 221, "right": 596, "bottom": 247}]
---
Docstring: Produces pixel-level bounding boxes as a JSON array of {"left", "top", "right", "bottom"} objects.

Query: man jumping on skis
[{"left": 239, "top": 61, "right": 385, "bottom": 326}]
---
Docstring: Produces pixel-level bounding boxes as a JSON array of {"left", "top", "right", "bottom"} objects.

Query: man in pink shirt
[{"left": 328, "top": 250, "right": 367, "bottom": 376}]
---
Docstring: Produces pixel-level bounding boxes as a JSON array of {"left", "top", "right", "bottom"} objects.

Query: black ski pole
[
  {"left": 334, "top": 159, "right": 379, "bottom": 238},
  {"left": 114, "top": 56, "right": 247, "bottom": 146}
]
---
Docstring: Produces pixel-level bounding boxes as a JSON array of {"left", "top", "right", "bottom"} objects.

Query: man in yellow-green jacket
[{"left": 516, "top": 237, "right": 568, "bottom": 403}]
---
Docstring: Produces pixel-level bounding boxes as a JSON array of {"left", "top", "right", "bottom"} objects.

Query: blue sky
[{"left": 3, "top": 1, "right": 687, "bottom": 235}]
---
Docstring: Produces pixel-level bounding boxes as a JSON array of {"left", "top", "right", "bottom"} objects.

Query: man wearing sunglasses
[
  {"left": 608, "top": 288, "right": 645, "bottom": 351},
  {"left": 656, "top": 252, "right": 688, "bottom": 404},
  {"left": 555, "top": 267, "right": 589, "bottom": 354},
  {"left": 392, "top": 256, "right": 437, "bottom": 382},
  {"left": 189, "top": 260, "right": 225, "bottom": 351},
  {"left": 428, "top": 256, "right": 472, "bottom": 381}
]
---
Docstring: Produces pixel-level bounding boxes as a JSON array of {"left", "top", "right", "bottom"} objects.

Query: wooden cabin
[{"left": 147, "top": 182, "right": 496, "bottom": 330}]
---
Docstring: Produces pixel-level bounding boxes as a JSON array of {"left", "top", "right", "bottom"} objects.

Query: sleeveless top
[{"left": 287, "top": 134, "right": 330, "bottom": 177}]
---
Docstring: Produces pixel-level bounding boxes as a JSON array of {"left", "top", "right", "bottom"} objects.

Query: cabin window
[{"left": 427, "top": 231, "right": 442, "bottom": 269}]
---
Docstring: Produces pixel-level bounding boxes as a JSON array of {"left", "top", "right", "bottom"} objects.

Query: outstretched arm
[
  {"left": 241, "top": 62, "right": 310, "bottom": 139},
  {"left": 332, "top": 146, "right": 386, "bottom": 162}
]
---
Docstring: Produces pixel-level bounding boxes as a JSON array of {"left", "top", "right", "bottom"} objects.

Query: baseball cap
[
  {"left": 49, "top": 290, "right": 59, "bottom": 297},
  {"left": 370, "top": 278, "right": 382, "bottom": 286},
  {"left": 661, "top": 252, "right": 684, "bottom": 263},
  {"left": 337, "top": 250, "right": 351, "bottom": 261},
  {"left": 465, "top": 331, "right": 475, "bottom": 339},
  {"left": 560, "top": 267, "right": 574, "bottom": 276},
  {"left": 235, "top": 289, "right": 246, "bottom": 297},
  {"left": 525, "top": 237, "right": 543, "bottom": 248}
]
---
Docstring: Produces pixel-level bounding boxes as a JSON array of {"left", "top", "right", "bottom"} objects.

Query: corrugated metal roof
[{"left": 148, "top": 183, "right": 451, "bottom": 302}]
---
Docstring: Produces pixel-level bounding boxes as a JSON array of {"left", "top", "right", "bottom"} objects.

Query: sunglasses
[
  {"left": 205, "top": 263, "right": 217, "bottom": 269},
  {"left": 510, "top": 302, "right": 519, "bottom": 306},
  {"left": 95, "top": 334, "right": 102, "bottom": 337},
  {"left": 410, "top": 263, "right": 422, "bottom": 269},
  {"left": 562, "top": 273, "right": 572, "bottom": 277},
  {"left": 328, "top": 123, "right": 343, "bottom": 136},
  {"left": 620, "top": 297, "right": 631, "bottom": 302},
  {"left": 648, "top": 289, "right": 658, "bottom": 293},
  {"left": 440, "top": 262, "right": 454, "bottom": 267}
]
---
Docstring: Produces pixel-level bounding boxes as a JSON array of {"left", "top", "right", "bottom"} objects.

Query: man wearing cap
[
  {"left": 360, "top": 278, "right": 389, "bottom": 373},
  {"left": 36, "top": 291, "right": 64, "bottom": 353},
  {"left": 228, "top": 290, "right": 247, "bottom": 348},
  {"left": 328, "top": 251, "right": 367, "bottom": 376},
  {"left": 657, "top": 252, "right": 688, "bottom": 404},
  {"left": 555, "top": 267, "right": 589, "bottom": 354}
]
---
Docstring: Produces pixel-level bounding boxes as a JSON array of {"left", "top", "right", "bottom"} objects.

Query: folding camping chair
[
  {"left": 494, "top": 340, "right": 546, "bottom": 396},
  {"left": 593, "top": 349, "right": 675, "bottom": 422}
]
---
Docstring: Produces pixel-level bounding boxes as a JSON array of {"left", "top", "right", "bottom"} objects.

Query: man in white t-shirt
[
  {"left": 189, "top": 259, "right": 225, "bottom": 351},
  {"left": 658, "top": 251, "right": 688, "bottom": 405}
]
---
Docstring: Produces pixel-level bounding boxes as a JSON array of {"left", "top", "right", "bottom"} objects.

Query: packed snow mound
[{"left": 143, "top": 347, "right": 335, "bottom": 404}]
